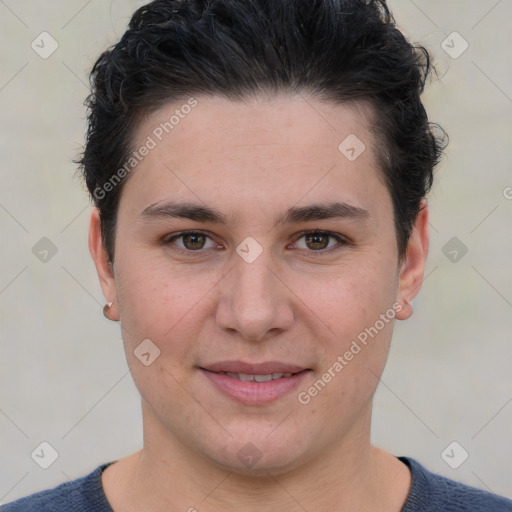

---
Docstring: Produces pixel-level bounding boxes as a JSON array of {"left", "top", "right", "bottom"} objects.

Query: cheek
[
  {"left": 114, "top": 254, "right": 217, "bottom": 353},
  {"left": 298, "top": 252, "right": 398, "bottom": 408},
  {"left": 296, "top": 254, "right": 398, "bottom": 342},
  {"left": 113, "top": 257, "right": 217, "bottom": 406}
]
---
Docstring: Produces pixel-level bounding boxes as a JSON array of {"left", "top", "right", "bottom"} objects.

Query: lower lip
[{"left": 200, "top": 369, "right": 311, "bottom": 405}]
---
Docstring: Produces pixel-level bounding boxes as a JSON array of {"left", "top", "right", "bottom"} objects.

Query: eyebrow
[{"left": 138, "top": 200, "right": 369, "bottom": 227}]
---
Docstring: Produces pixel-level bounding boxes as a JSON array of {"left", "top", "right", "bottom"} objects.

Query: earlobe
[
  {"left": 395, "top": 200, "right": 430, "bottom": 321},
  {"left": 88, "top": 208, "right": 119, "bottom": 321}
]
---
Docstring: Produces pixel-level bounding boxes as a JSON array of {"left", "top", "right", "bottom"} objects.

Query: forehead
[
  {"left": 120, "top": 94, "right": 388, "bottom": 220},
  {"left": 138, "top": 94, "right": 376, "bottom": 158}
]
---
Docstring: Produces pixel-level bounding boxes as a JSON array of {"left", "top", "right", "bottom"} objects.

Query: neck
[{"left": 102, "top": 405, "right": 411, "bottom": 512}]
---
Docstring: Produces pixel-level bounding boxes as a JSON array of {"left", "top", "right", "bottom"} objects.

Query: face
[{"left": 90, "top": 94, "right": 428, "bottom": 475}]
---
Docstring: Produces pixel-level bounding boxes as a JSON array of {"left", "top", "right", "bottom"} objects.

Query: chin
[
  {"left": 214, "top": 452, "right": 304, "bottom": 478},
  {"left": 202, "top": 432, "right": 309, "bottom": 477}
]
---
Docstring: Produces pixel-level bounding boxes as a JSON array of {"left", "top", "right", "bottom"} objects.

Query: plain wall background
[{"left": 1, "top": 0, "right": 511, "bottom": 504}]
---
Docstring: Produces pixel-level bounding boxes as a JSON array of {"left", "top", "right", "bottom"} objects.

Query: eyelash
[{"left": 164, "top": 230, "right": 349, "bottom": 256}]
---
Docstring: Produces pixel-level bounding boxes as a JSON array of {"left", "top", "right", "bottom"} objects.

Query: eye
[
  {"left": 164, "top": 229, "right": 348, "bottom": 255},
  {"left": 165, "top": 231, "right": 219, "bottom": 252},
  {"left": 291, "top": 230, "right": 347, "bottom": 254}
]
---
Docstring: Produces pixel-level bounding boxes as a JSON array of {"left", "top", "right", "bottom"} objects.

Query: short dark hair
[{"left": 78, "top": 0, "right": 447, "bottom": 262}]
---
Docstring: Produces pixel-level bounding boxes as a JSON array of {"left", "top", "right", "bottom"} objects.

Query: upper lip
[{"left": 201, "top": 361, "right": 309, "bottom": 375}]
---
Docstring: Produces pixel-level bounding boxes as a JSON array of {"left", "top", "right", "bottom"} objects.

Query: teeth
[
  {"left": 254, "top": 374, "right": 273, "bottom": 382},
  {"left": 224, "top": 372, "right": 294, "bottom": 381}
]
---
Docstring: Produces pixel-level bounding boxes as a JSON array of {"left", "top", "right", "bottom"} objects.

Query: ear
[
  {"left": 88, "top": 208, "right": 119, "bottom": 321},
  {"left": 395, "top": 199, "right": 430, "bottom": 320}
]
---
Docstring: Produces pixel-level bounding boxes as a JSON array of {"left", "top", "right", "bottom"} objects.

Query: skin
[{"left": 89, "top": 94, "right": 429, "bottom": 511}]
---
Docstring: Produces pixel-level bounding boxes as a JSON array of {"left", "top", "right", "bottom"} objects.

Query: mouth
[
  {"left": 199, "top": 362, "right": 312, "bottom": 404},
  {"left": 209, "top": 371, "right": 298, "bottom": 382}
]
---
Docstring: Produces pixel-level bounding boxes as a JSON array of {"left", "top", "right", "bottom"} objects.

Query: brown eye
[
  {"left": 166, "top": 231, "right": 217, "bottom": 252},
  {"left": 304, "top": 232, "right": 330, "bottom": 250},
  {"left": 293, "top": 230, "right": 346, "bottom": 254},
  {"left": 182, "top": 233, "right": 207, "bottom": 250}
]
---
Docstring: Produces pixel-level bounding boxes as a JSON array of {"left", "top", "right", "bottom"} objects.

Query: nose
[{"left": 215, "top": 251, "right": 295, "bottom": 342}]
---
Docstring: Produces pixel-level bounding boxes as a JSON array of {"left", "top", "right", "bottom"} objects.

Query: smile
[
  {"left": 220, "top": 372, "right": 295, "bottom": 381},
  {"left": 200, "top": 365, "right": 311, "bottom": 405}
]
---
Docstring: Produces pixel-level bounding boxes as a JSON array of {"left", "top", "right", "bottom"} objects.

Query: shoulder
[
  {"left": 1, "top": 463, "right": 114, "bottom": 512},
  {"left": 400, "top": 456, "right": 512, "bottom": 512}
]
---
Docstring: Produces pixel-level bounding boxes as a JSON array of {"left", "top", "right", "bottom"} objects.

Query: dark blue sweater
[{"left": 2, "top": 457, "right": 511, "bottom": 511}]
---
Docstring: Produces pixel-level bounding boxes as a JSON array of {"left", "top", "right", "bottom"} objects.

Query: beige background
[{"left": 1, "top": 0, "right": 511, "bottom": 504}]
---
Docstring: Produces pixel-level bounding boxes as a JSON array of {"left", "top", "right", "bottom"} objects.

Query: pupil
[
  {"left": 184, "top": 233, "right": 205, "bottom": 250},
  {"left": 306, "top": 233, "right": 328, "bottom": 250}
]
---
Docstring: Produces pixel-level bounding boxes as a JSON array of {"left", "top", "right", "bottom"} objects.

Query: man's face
[{"left": 93, "top": 95, "right": 425, "bottom": 474}]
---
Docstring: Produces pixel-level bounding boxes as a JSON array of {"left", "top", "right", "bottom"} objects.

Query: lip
[
  {"left": 202, "top": 360, "right": 307, "bottom": 375},
  {"left": 199, "top": 361, "right": 312, "bottom": 405}
]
